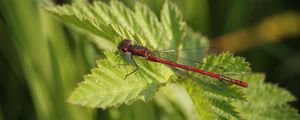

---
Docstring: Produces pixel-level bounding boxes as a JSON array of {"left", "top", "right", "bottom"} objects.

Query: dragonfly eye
[
  {"left": 118, "top": 39, "right": 132, "bottom": 52},
  {"left": 122, "top": 47, "right": 128, "bottom": 52}
]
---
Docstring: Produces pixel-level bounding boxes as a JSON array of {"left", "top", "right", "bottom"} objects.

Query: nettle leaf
[
  {"left": 68, "top": 51, "right": 172, "bottom": 108},
  {"left": 45, "top": 1, "right": 182, "bottom": 109},
  {"left": 234, "top": 73, "right": 300, "bottom": 120},
  {"left": 45, "top": 1, "right": 299, "bottom": 120},
  {"left": 181, "top": 52, "right": 251, "bottom": 120},
  {"left": 161, "top": 1, "right": 186, "bottom": 49},
  {"left": 45, "top": 1, "right": 180, "bottom": 49}
]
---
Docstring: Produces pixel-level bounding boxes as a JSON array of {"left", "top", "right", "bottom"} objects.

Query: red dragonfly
[{"left": 117, "top": 39, "right": 248, "bottom": 88}]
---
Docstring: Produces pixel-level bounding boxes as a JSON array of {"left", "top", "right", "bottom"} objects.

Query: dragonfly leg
[
  {"left": 124, "top": 68, "right": 138, "bottom": 80},
  {"left": 124, "top": 55, "right": 139, "bottom": 80}
]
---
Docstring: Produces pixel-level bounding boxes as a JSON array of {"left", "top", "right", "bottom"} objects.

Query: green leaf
[
  {"left": 44, "top": 1, "right": 300, "bottom": 120},
  {"left": 45, "top": 0, "right": 247, "bottom": 118},
  {"left": 182, "top": 52, "right": 251, "bottom": 120},
  {"left": 45, "top": 1, "right": 188, "bottom": 109},
  {"left": 68, "top": 51, "right": 172, "bottom": 109},
  {"left": 161, "top": 1, "right": 186, "bottom": 49},
  {"left": 234, "top": 73, "right": 300, "bottom": 120}
]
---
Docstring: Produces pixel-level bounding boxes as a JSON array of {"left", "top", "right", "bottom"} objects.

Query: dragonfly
[{"left": 117, "top": 39, "right": 248, "bottom": 88}]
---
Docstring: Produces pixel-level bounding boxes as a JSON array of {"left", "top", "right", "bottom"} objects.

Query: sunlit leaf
[
  {"left": 181, "top": 52, "right": 250, "bottom": 119},
  {"left": 235, "top": 73, "right": 300, "bottom": 120},
  {"left": 45, "top": 1, "right": 300, "bottom": 120},
  {"left": 68, "top": 51, "right": 172, "bottom": 109}
]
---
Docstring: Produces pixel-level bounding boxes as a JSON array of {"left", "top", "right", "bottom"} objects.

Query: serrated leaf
[
  {"left": 68, "top": 51, "right": 172, "bottom": 109},
  {"left": 44, "top": 1, "right": 300, "bottom": 120},
  {"left": 45, "top": 1, "right": 191, "bottom": 109},
  {"left": 161, "top": 1, "right": 186, "bottom": 49},
  {"left": 181, "top": 52, "right": 251, "bottom": 120},
  {"left": 234, "top": 73, "right": 300, "bottom": 120},
  {"left": 44, "top": 1, "right": 176, "bottom": 49}
]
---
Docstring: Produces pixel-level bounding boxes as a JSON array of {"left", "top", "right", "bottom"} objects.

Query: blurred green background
[{"left": 1, "top": 0, "right": 300, "bottom": 120}]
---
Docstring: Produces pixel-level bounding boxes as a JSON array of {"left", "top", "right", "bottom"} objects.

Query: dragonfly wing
[{"left": 150, "top": 48, "right": 225, "bottom": 74}]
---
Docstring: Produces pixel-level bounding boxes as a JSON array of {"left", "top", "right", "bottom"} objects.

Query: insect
[{"left": 117, "top": 39, "right": 247, "bottom": 88}]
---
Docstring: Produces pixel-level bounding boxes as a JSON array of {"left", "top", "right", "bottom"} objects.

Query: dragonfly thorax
[{"left": 118, "top": 39, "right": 150, "bottom": 58}]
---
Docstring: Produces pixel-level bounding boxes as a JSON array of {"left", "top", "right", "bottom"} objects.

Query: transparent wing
[{"left": 150, "top": 47, "right": 222, "bottom": 69}]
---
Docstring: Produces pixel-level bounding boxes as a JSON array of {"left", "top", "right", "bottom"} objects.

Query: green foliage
[
  {"left": 1, "top": 0, "right": 96, "bottom": 120},
  {"left": 45, "top": 1, "right": 300, "bottom": 120},
  {"left": 235, "top": 73, "right": 300, "bottom": 120},
  {"left": 45, "top": 1, "right": 186, "bottom": 50},
  {"left": 68, "top": 51, "right": 172, "bottom": 108},
  {"left": 182, "top": 52, "right": 251, "bottom": 120}
]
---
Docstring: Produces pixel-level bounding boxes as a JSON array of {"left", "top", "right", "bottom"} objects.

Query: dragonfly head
[{"left": 118, "top": 39, "right": 132, "bottom": 52}]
